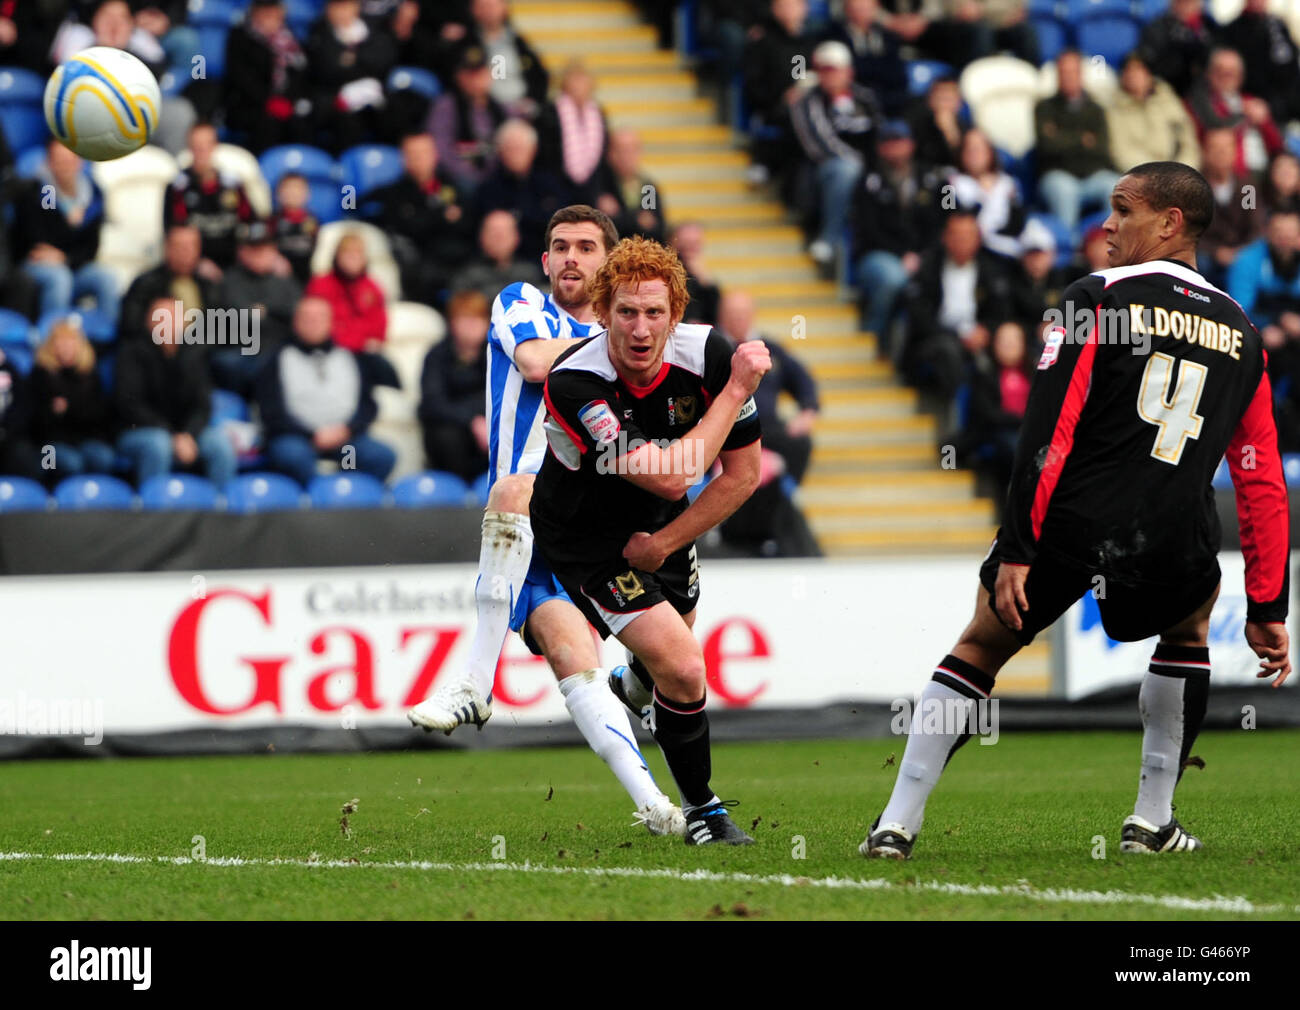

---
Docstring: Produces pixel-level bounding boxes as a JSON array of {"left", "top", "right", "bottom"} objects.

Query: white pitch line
[
  {"left": 1, "top": 850, "right": 1291, "bottom": 915},
  {"left": 5, "top": 852, "right": 1294, "bottom": 915}
]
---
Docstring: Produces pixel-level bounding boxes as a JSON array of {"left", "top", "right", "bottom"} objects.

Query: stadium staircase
[
  {"left": 512, "top": 0, "right": 999, "bottom": 559},
  {"left": 512, "top": 0, "right": 1050, "bottom": 694}
]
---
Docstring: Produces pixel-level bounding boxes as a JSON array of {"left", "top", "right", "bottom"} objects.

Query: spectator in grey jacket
[
  {"left": 791, "top": 40, "right": 880, "bottom": 267},
  {"left": 255, "top": 295, "right": 396, "bottom": 487}
]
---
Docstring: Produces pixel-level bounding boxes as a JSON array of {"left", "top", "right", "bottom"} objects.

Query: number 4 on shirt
[{"left": 1137, "top": 352, "right": 1207, "bottom": 466}]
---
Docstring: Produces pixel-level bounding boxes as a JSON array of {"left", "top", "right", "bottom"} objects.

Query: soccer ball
[{"left": 44, "top": 47, "right": 161, "bottom": 162}]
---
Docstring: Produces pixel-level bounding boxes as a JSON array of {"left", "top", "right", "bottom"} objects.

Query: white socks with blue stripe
[
  {"left": 468, "top": 510, "right": 534, "bottom": 699},
  {"left": 560, "top": 669, "right": 663, "bottom": 810}
]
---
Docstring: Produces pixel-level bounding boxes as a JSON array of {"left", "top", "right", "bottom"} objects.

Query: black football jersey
[
  {"left": 531, "top": 324, "right": 762, "bottom": 567},
  {"left": 998, "top": 258, "right": 1289, "bottom": 622}
]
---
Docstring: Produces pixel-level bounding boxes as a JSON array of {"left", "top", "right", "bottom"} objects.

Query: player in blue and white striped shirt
[{"left": 408, "top": 206, "right": 685, "bottom": 836}]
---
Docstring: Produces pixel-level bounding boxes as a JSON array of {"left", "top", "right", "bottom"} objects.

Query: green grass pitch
[{"left": 2, "top": 730, "right": 1298, "bottom": 920}]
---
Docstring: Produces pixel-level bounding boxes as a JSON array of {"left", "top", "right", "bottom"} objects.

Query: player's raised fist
[{"left": 729, "top": 340, "right": 772, "bottom": 395}]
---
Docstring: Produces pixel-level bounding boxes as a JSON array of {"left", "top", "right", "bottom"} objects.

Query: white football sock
[
  {"left": 465, "top": 510, "right": 533, "bottom": 699},
  {"left": 559, "top": 669, "right": 664, "bottom": 810},
  {"left": 1135, "top": 671, "right": 1185, "bottom": 826},
  {"left": 879, "top": 680, "right": 974, "bottom": 835}
]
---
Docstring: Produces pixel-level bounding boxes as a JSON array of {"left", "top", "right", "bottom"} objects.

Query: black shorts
[
  {"left": 979, "top": 538, "right": 1222, "bottom": 645},
  {"left": 546, "top": 541, "right": 701, "bottom": 640}
]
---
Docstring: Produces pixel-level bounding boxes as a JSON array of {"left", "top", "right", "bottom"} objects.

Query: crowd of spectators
[
  {"left": 682, "top": 0, "right": 1300, "bottom": 482},
  {"left": 0, "top": 0, "right": 826, "bottom": 540}
]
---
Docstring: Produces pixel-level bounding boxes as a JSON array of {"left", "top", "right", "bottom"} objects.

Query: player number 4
[{"left": 1136, "top": 352, "right": 1207, "bottom": 466}]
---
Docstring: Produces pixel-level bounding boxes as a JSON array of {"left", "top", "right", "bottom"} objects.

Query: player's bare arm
[
  {"left": 618, "top": 340, "right": 771, "bottom": 501},
  {"left": 514, "top": 336, "right": 588, "bottom": 384},
  {"left": 623, "top": 442, "right": 762, "bottom": 571}
]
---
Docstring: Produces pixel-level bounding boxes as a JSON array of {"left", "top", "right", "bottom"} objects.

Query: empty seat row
[{"left": 0, "top": 470, "right": 492, "bottom": 513}]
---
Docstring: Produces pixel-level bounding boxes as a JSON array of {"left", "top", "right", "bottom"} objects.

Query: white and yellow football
[{"left": 43, "top": 46, "right": 161, "bottom": 162}]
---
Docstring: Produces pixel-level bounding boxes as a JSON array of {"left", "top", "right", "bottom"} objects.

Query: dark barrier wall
[
  {"left": 0, "top": 490, "right": 1286, "bottom": 575},
  {"left": 0, "top": 507, "right": 488, "bottom": 574},
  {"left": 0, "top": 505, "right": 770, "bottom": 575}
]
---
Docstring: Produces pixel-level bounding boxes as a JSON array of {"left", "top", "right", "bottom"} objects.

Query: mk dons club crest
[{"left": 669, "top": 395, "right": 697, "bottom": 426}]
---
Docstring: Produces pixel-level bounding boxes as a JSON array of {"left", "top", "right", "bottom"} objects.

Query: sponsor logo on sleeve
[
  {"left": 1173, "top": 284, "right": 1211, "bottom": 303},
  {"left": 1038, "top": 326, "right": 1066, "bottom": 370},
  {"left": 503, "top": 293, "right": 539, "bottom": 330},
  {"left": 578, "top": 400, "right": 621, "bottom": 444},
  {"left": 736, "top": 396, "right": 757, "bottom": 421}
]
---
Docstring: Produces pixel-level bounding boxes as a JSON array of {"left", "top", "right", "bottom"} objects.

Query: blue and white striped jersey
[{"left": 486, "top": 281, "right": 598, "bottom": 483}]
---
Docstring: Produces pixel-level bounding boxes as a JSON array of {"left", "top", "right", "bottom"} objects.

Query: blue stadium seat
[
  {"left": 1028, "top": 0, "right": 1066, "bottom": 15},
  {"left": 0, "top": 68, "right": 49, "bottom": 151},
  {"left": 953, "top": 382, "right": 973, "bottom": 428},
  {"left": 1068, "top": 0, "right": 1132, "bottom": 17},
  {"left": 1284, "top": 454, "right": 1300, "bottom": 486},
  {"left": 387, "top": 66, "right": 441, "bottom": 101},
  {"left": 97, "top": 353, "right": 115, "bottom": 395},
  {"left": 806, "top": 0, "right": 832, "bottom": 25},
  {"left": 1030, "top": 16, "right": 1070, "bottom": 63},
  {"left": 0, "top": 66, "right": 43, "bottom": 102},
  {"left": 392, "top": 470, "right": 471, "bottom": 508},
  {"left": 305, "top": 181, "right": 345, "bottom": 223},
  {"left": 675, "top": 0, "right": 711, "bottom": 58},
  {"left": 998, "top": 146, "right": 1037, "bottom": 206},
  {"left": 224, "top": 472, "right": 304, "bottom": 513},
  {"left": 158, "top": 69, "right": 191, "bottom": 98},
  {"left": 0, "top": 476, "right": 50, "bottom": 512},
  {"left": 259, "top": 144, "right": 337, "bottom": 189},
  {"left": 15, "top": 145, "right": 52, "bottom": 179},
  {"left": 470, "top": 470, "right": 491, "bottom": 507},
  {"left": 0, "top": 105, "right": 48, "bottom": 155},
  {"left": 76, "top": 307, "right": 117, "bottom": 344},
  {"left": 38, "top": 307, "right": 116, "bottom": 344},
  {"left": 195, "top": 25, "right": 230, "bottom": 79},
  {"left": 140, "top": 473, "right": 221, "bottom": 510},
  {"left": 187, "top": 0, "right": 239, "bottom": 26},
  {"left": 1211, "top": 458, "right": 1232, "bottom": 489},
  {"left": 0, "top": 308, "right": 35, "bottom": 345},
  {"left": 285, "top": 0, "right": 321, "bottom": 38},
  {"left": 1077, "top": 207, "right": 1111, "bottom": 244},
  {"left": 1027, "top": 212, "right": 1073, "bottom": 268},
  {"left": 906, "top": 60, "right": 952, "bottom": 98},
  {"left": 307, "top": 472, "right": 387, "bottom": 509},
  {"left": 339, "top": 144, "right": 404, "bottom": 196},
  {"left": 0, "top": 342, "right": 34, "bottom": 375},
  {"left": 53, "top": 474, "right": 135, "bottom": 510},
  {"left": 1076, "top": 15, "right": 1141, "bottom": 69},
  {"left": 209, "top": 388, "right": 250, "bottom": 425}
]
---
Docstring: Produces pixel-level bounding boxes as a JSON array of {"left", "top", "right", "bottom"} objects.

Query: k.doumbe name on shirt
[{"left": 1040, "top": 298, "right": 1251, "bottom": 360}]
